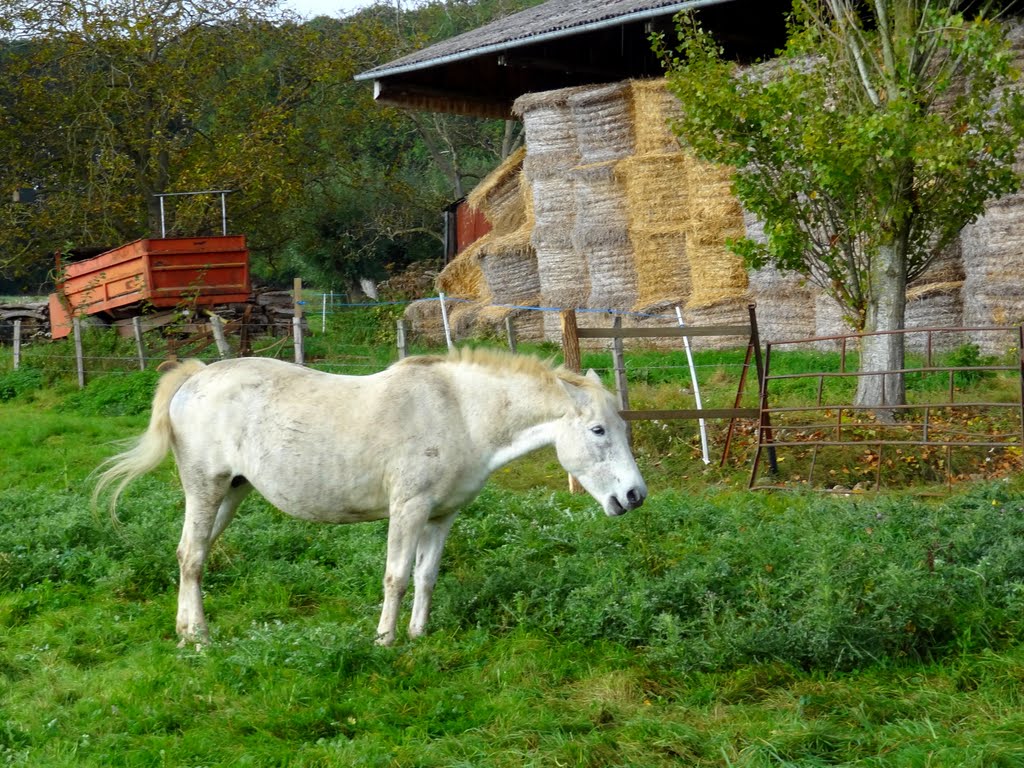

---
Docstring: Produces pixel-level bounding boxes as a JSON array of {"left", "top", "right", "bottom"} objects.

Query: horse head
[{"left": 555, "top": 370, "right": 647, "bottom": 516}]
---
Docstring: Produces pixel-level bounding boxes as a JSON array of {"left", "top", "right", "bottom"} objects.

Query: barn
[{"left": 356, "top": 0, "right": 1024, "bottom": 352}]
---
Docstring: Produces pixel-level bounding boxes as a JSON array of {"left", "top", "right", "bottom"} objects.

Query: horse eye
[{"left": 590, "top": 425, "right": 606, "bottom": 436}]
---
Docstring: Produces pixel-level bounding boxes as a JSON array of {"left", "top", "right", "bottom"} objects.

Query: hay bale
[
  {"left": 615, "top": 152, "right": 692, "bottom": 312},
  {"left": 570, "top": 161, "right": 638, "bottom": 310},
  {"left": 814, "top": 292, "right": 857, "bottom": 351},
  {"left": 476, "top": 304, "right": 545, "bottom": 342},
  {"left": 568, "top": 82, "right": 635, "bottom": 164},
  {"left": 630, "top": 78, "right": 682, "bottom": 155},
  {"left": 478, "top": 228, "right": 541, "bottom": 308},
  {"left": 683, "top": 297, "right": 752, "bottom": 350},
  {"left": 748, "top": 266, "right": 817, "bottom": 343},
  {"left": 466, "top": 147, "right": 528, "bottom": 236},
  {"left": 514, "top": 86, "right": 591, "bottom": 178},
  {"left": 685, "top": 157, "right": 749, "bottom": 310},
  {"left": 436, "top": 237, "right": 490, "bottom": 301},
  {"left": 961, "top": 182, "right": 1024, "bottom": 353}
]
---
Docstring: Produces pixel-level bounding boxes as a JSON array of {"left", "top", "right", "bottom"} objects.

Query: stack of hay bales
[
  {"left": 566, "top": 83, "right": 639, "bottom": 313},
  {"left": 618, "top": 80, "right": 692, "bottom": 317},
  {"left": 470, "top": 147, "right": 544, "bottom": 340},
  {"left": 683, "top": 155, "right": 751, "bottom": 345},
  {"left": 744, "top": 210, "right": 817, "bottom": 343},
  {"left": 905, "top": 240, "right": 966, "bottom": 352},
  {"left": 958, "top": 21, "right": 1024, "bottom": 355},
  {"left": 514, "top": 87, "right": 593, "bottom": 340}
]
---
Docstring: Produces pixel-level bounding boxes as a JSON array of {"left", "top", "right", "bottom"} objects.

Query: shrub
[{"left": 0, "top": 367, "right": 44, "bottom": 401}]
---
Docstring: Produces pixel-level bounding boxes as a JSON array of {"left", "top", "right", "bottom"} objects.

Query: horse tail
[{"left": 92, "top": 359, "right": 207, "bottom": 516}]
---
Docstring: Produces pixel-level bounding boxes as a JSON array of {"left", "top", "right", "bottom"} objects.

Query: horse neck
[{"left": 456, "top": 366, "right": 569, "bottom": 469}]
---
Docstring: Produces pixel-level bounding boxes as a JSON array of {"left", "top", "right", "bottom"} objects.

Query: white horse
[{"left": 93, "top": 348, "right": 647, "bottom": 646}]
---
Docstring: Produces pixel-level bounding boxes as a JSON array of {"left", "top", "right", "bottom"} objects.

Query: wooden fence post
[
  {"left": 505, "top": 316, "right": 518, "bottom": 354},
  {"left": 132, "top": 316, "right": 146, "bottom": 371},
  {"left": 611, "top": 316, "right": 632, "bottom": 445},
  {"left": 12, "top": 319, "right": 21, "bottom": 370},
  {"left": 293, "top": 278, "right": 305, "bottom": 365},
  {"left": 73, "top": 317, "right": 85, "bottom": 388},
  {"left": 209, "top": 314, "right": 231, "bottom": 359},
  {"left": 560, "top": 309, "right": 584, "bottom": 494}
]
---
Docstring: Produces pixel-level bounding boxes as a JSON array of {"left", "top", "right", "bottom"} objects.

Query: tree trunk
[{"left": 855, "top": 242, "right": 907, "bottom": 419}]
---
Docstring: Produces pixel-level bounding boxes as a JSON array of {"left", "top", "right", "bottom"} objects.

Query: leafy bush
[
  {"left": 0, "top": 367, "right": 43, "bottom": 401},
  {"left": 58, "top": 369, "right": 160, "bottom": 416}
]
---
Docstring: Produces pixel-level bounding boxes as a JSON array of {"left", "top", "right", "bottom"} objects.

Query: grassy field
[{"left": 3, "top": 317, "right": 1024, "bottom": 765}]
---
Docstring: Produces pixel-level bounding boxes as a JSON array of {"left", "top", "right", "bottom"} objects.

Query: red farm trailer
[{"left": 48, "top": 234, "right": 250, "bottom": 339}]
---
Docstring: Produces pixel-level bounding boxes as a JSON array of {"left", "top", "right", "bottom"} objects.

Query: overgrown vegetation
[{"left": 1, "top": 317, "right": 1024, "bottom": 764}]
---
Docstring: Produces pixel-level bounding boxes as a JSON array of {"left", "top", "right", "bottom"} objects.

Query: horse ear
[
  {"left": 559, "top": 378, "right": 590, "bottom": 409},
  {"left": 585, "top": 369, "right": 601, "bottom": 385}
]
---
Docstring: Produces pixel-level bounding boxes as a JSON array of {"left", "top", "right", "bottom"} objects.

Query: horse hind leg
[{"left": 175, "top": 489, "right": 222, "bottom": 645}]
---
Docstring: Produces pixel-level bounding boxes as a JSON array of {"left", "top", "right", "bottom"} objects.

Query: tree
[{"left": 656, "top": 1, "right": 1024, "bottom": 413}]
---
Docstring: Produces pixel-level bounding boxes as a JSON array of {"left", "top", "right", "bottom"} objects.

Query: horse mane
[{"left": 394, "top": 347, "right": 604, "bottom": 395}]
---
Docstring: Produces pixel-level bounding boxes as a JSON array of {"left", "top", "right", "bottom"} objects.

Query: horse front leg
[
  {"left": 376, "top": 499, "right": 431, "bottom": 646},
  {"left": 409, "top": 512, "right": 457, "bottom": 640}
]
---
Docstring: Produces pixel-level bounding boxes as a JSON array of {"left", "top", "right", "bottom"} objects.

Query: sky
[{"left": 283, "top": 0, "right": 376, "bottom": 19}]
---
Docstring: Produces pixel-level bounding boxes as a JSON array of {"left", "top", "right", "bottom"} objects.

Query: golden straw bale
[
  {"left": 616, "top": 152, "right": 688, "bottom": 232},
  {"left": 467, "top": 147, "right": 528, "bottom": 236},
  {"left": 629, "top": 78, "right": 682, "bottom": 155},
  {"left": 686, "top": 243, "right": 750, "bottom": 309},
  {"left": 436, "top": 238, "right": 490, "bottom": 301},
  {"left": 567, "top": 82, "right": 635, "bottom": 164},
  {"left": 630, "top": 229, "right": 691, "bottom": 311},
  {"left": 685, "top": 156, "right": 749, "bottom": 309}
]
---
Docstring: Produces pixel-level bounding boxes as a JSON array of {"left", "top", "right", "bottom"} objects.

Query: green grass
[
  {"left": 4, "top": 372, "right": 1024, "bottom": 765},
  {"left": 3, "top": 317, "right": 1024, "bottom": 764}
]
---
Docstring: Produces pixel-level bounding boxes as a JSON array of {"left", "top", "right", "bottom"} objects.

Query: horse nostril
[{"left": 627, "top": 488, "right": 643, "bottom": 508}]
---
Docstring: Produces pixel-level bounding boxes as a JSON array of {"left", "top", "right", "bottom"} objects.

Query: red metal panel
[
  {"left": 49, "top": 235, "right": 251, "bottom": 338},
  {"left": 455, "top": 201, "right": 491, "bottom": 253}
]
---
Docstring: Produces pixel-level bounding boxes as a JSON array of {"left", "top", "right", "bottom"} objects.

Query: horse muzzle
[{"left": 606, "top": 485, "right": 646, "bottom": 516}]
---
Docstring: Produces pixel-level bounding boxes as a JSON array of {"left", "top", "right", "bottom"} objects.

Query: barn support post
[
  {"left": 560, "top": 308, "right": 584, "bottom": 494},
  {"left": 12, "top": 319, "right": 21, "bottom": 371},
  {"left": 209, "top": 315, "right": 231, "bottom": 359},
  {"left": 132, "top": 316, "right": 146, "bottom": 370},
  {"left": 396, "top": 319, "right": 408, "bottom": 359},
  {"left": 73, "top": 317, "right": 85, "bottom": 388},
  {"left": 505, "top": 316, "right": 518, "bottom": 354}
]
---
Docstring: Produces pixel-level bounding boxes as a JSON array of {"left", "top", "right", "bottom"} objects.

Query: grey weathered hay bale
[
  {"left": 568, "top": 82, "right": 635, "bottom": 164},
  {"left": 961, "top": 174, "right": 1024, "bottom": 353},
  {"left": 514, "top": 86, "right": 591, "bottom": 178},
  {"left": 903, "top": 239, "right": 965, "bottom": 351},
  {"left": 630, "top": 78, "right": 682, "bottom": 155},
  {"left": 570, "top": 161, "right": 637, "bottom": 310},
  {"left": 683, "top": 297, "right": 752, "bottom": 350},
  {"left": 814, "top": 292, "right": 856, "bottom": 351},
  {"left": 403, "top": 298, "right": 446, "bottom": 344},
  {"left": 748, "top": 265, "right": 817, "bottom": 343},
  {"left": 478, "top": 229, "right": 541, "bottom": 308}
]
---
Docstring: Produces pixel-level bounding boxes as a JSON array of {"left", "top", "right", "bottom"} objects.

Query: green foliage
[
  {"left": 655, "top": 3, "right": 1024, "bottom": 332},
  {"left": 57, "top": 369, "right": 160, "bottom": 416},
  {"left": 0, "top": 366, "right": 42, "bottom": 401}
]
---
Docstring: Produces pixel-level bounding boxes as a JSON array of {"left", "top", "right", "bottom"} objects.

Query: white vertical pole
[
  {"left": 322, "top": 292, "right": 327, "bottom": 334},
  {"left": 438, "top": 292, "right": 453, "bottom": 350},
  {"left": 396, "top": 319, "right": 407, "bottom": 359},
  {"left": 676, "top": 306, "right": 710, "bottom": 465},
  {"left": 293, "top": 317, "right": 304, "bottom": 365}
]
